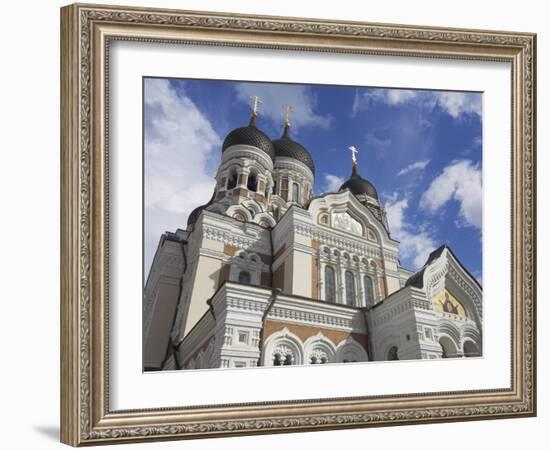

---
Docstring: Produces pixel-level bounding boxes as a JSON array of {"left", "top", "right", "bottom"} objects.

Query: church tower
[
  {"left": 167, "top": 103, "right": 276, "bottom": 349},
  {"left": 270, "top": 105, "right": 315, "bottom": 220},
  {"left": 339, "top": 156, "right": 389, "bottom": 231},
  {"left": 187, "top": 96, "right": 276, "bottom": 229}
]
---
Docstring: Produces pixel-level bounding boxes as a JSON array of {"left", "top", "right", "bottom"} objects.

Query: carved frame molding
[{"left": 60, "top": 3, "right": 536, "bottom": 446}]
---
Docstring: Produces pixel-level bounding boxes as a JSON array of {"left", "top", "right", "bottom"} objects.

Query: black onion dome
[
  {"left": 272, "top": 125, "right": 315, "bottom": 175},
  {"left": 222, "top": 115, "right": 275, "bottom": 159},
  {"left": 186, "top": 204, "right": 206, "bottom": 226},
  {"left": 339, "top": 165, "right": 378, "bottom": 200},
  {"left": 187, "top": 192, "right": 216, "bottom": 226}
]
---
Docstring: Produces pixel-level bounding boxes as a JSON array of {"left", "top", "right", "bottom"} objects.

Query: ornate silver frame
[{"left": 60, "top": 3, "right": 536, "bottom": 446}]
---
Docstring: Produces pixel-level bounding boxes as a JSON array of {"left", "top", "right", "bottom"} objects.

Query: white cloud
[
  {"left": 385, "top": 195, "right": 437, "bottom": 269},
  {"left": 419, "top": 118, "right": 432, "bottom": 129},
  {"left": 353, "top": 89, "right": 417, "bottom": 114},
  {"left": 420, "top": 160, "right": 482, "bottom": 230},
  {"left": 353, "top": 88, "right": 481, "bottom": 119},
  {"left": 144, "top": 79, "right": 220, "bottom": 276},
  {"left": 385, "top": 89, "right": 418, "bottom": 105},
  {"left": 432, "top": 91, "right": 482, "bottom": 118},
  {"left": 234, "top": 83, "right": 331, "bottom": 130},
  {"left": 473, "top": 135, "right": 482, "bottom": 147},
  {"left": 366, "top": 132, "right": 392, "bottom": 151},
  {"left": 323, "top": 173, "right": 345, "bottom": 193},
  {"left": 397, "top": 159, "right": 430, "bottom": 176}
]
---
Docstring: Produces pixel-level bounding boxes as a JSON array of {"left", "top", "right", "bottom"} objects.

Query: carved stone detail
[{"left": 202, "top": 224, "right": 270, "bottom": 253}]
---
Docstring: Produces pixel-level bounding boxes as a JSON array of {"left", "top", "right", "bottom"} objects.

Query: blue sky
[{"left": 144, "top": 77, "right": 482, "bottom": 283}]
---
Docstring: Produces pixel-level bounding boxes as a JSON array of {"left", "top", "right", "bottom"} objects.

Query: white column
[
  {"left": 358, "top": 269, "right": 366, "bottom": 307},
  {"left": 238, "top": 167, "right": 250, "bottom": 188},
  {"left": 318, "top": 257, "right": 325, "bottom": 301},
  {"left": 336, "top": 258, "right": 344, "bottom": 304}
]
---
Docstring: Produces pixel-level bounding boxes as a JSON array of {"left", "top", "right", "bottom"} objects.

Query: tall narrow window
[
  {"left": 345, "top": 271, "right": 355, "bottom": 306},
  {"left": 238, "top": 271, "right": 251, "bottom": 284},
  {"left": 227, "top": 169, "right": 238, "bottom": 190},
  {"left": 325, "top": 266, "right": 336, "bottom": 303},
  {"left": 272, "top": 180, "right": 277, "bottom": 195},
  {"left": 364, "top": 275, "right": 374, "bottom": 307},
  {"left": 292, "top": 183, "right": 299, "bottom": 203},
  {"left": 272, "top": 206, "right": 280, "bottom": 221},
  {"left": 247, "top": 172, "right": 258, "bottom": 191}
]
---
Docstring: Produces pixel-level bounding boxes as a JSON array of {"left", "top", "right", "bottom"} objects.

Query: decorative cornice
[
  {"left": 274, "top": 157, "right": 314, "bottom": 181},
  {"left": 221, "top": 146, "right": 274, "bottom": 171},
  {"left": 268, "top": 306, "right": 361, "bottom": 331},
  {"left": 447, "top": 264, "right": 483, "bottom": 319},
  {"left": 202, "top": 224, "right": 271, "bottom": 253},
  {"left": 294, "top": 221, "right": 393, "bottom": 260},
  {"left": 226, "top": 296, "right": 270, "bottom": 313},
  {"left": 268, "top": 296, "right": 366, "bottom": 332}
]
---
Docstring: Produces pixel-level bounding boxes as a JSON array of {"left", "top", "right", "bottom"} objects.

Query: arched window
[
  {"left": 247, "top": 172, "right": 258, "bottom": 191},
  {"left": 272, "top": 206, "right": 280, "bottom": 221},
  {"left": 272, "top": 180, "right": 277, "bottom": 195},
  {"left": 387, "top": 346, "right": 399, "bottom": 361},
  {"left": 238, "top": 271, "right": 251, "bottom": 284},
  {"left": 439, "top": 336, "right": 458, "bottom": 358},
  {"left": 345, "top": 271, "right": 355, "bottom": 306},
  {"left": 227, "top": 169, "right": 238, "bottom": 190},
  {"left": 325, "top": 266, "right": 336, "bottom": 303},
  {"left": 292, "top": 183, "right": 299, "bottom": 203},
  {"left": 363, "top": 275, "right": 375, "bottom": 307}
]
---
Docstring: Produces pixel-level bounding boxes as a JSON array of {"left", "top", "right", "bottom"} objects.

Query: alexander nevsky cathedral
[{"left": 143, "top": 99, "right": 483, "bottom": 371}]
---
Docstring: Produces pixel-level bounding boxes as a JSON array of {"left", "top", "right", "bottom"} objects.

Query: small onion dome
[
  {"left": 186, "top": 204, "right": 206, "bottom": 226},
  {"left": 187, "top": 192, "right": 215, "bottom": 226},
  {"left": 339, "top": 164, "right": 378, "bottom": 200},
  {"left": 272, "top": 124, "right": 315, "bottom": 175},
  {"left": 222, "top": 114, "right": 275, "bottom": 159}
]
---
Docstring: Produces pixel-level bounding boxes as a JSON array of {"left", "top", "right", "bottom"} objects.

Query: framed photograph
[{"left": 60, "top": 3, "right": 536, "bottom": 446}]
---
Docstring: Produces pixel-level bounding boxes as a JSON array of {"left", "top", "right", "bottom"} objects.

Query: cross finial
[
  {"left": 250, "top": 95, "right": 262, "bottom": 116},
  {"left": 283, "top": 104, "right": 293, "bottom": 126},
  {"left": 348, "top": 145, "right": 359, "bottom": 165}
]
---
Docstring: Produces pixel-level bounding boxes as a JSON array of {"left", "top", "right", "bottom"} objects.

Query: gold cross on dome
[
  {"left": 283, "top": 104, "right": 293, "bottom": 126},
  {"left": 348, "top": 145, "right": 359, "bottom": 165},
  {"left": 250, "top": 95, "right": 262, "bottom": 115}
]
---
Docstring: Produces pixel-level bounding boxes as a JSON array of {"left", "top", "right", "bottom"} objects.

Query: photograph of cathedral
[{"left": 142, "top": 78, "right": 483, "bottom": 371}]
